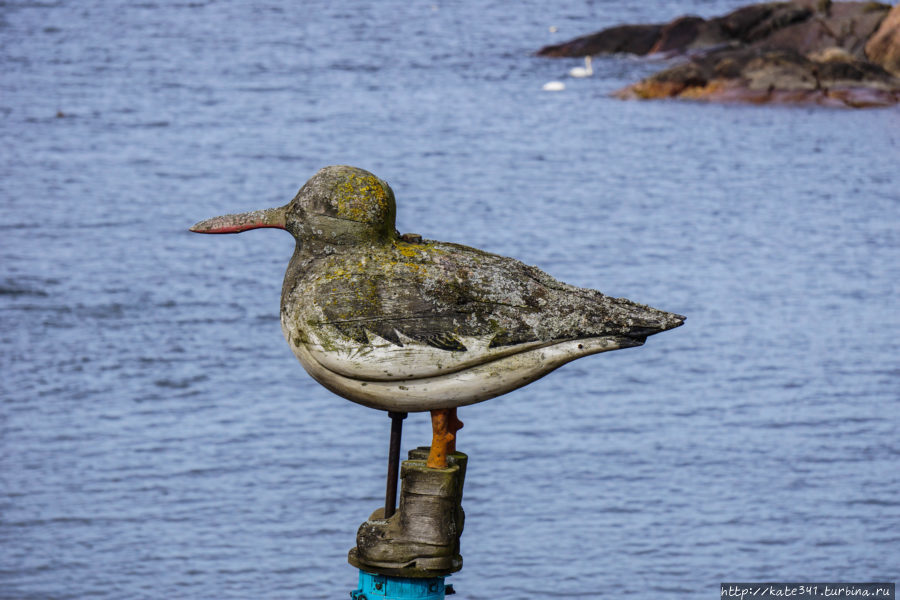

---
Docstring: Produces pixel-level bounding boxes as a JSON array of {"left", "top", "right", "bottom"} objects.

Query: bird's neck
[{"left": 280, "top": 233, "right": 393, "bottom": 302}]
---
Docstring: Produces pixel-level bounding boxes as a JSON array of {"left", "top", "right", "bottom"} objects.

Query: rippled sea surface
[{"left": 2, "top": 1, "right": 899, "bottom": 598}]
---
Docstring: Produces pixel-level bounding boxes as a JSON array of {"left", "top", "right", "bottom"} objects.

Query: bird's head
[{"left": 190, "top": 165, "right": 398, "bottom": 249}]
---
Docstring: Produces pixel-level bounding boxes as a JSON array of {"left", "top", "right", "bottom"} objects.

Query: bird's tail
[{"left": 612, "top": 297, "right": 685, "bottom": 341}]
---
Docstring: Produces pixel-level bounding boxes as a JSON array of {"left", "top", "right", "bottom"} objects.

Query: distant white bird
[
  {"left": 542, "top": 81, "right": 565, "bottom": 91},
  {"left": 569, "top": 56, "right": 593, "bottom": 78}
]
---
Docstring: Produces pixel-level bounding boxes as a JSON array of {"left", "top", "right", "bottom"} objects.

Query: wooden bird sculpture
[{"left": 191, "top": 166, "right": 684, "bottom": 468}]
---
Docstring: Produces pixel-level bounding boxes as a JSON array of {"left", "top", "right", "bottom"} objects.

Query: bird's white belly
[{"left": 281, "top": 314, "right": 628, "bottom": 412}]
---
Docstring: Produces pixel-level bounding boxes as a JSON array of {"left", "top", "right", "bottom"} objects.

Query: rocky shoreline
[{"left": 537, "top": 1, "right": 900, "bottom": 108}]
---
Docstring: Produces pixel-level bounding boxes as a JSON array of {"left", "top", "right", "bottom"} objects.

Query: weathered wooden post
[{"left": 190, "top": 165, "right": 684, "bottom": 598}]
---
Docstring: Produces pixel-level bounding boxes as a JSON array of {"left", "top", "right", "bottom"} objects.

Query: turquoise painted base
[{"left": 350, "top": 570, "right": 450, "bottom": 599}]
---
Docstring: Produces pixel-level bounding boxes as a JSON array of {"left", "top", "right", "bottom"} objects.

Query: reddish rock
[
  {"left": 613, "top": 47, "right": 900, "bottom": 107},
  {"left": 866, "top": 3, "right": 900, "bottom": 74}
]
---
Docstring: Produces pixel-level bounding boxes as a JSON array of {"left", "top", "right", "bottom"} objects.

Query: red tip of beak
[{"left": 190, "top": 207, "right": 287, "bottom": 234}]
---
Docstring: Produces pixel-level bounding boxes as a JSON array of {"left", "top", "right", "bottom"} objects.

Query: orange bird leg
[{"left": 427, "top": 408, "right": 463, "bottom": 469}]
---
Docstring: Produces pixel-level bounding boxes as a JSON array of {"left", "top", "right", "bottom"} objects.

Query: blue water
[{"left": 2, "top": 1, "right": 898, "bottom": 598}]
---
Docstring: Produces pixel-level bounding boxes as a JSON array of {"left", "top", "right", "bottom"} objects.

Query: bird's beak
[{"left": 190, "top": 206, "right": 287, "bottom": 234}]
